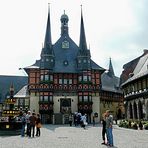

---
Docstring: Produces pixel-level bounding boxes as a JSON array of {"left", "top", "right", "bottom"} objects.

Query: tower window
[
  {"left": 83, "top": 59, "right": 86, "bottom": 63},
  {"left": 84, "top": 96, "right": 88, "bottom": 102},
  {"left": 83, "top": 76, "right": 87, "bottom": 81},
  {"left": 46, "top": 58, "right": 49, "bottom": 61},
  {"left": 40, "top": 75, "right": 44, "bottom": 81},
  {"left": 45, "top": 75, "right": 49, "bottom": 81},
  {"left": 44, "top": 96, "right": 48, "bottom": 102}
]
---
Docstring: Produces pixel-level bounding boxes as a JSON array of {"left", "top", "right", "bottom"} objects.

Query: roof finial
[
  {"left": 48, "top": 3, "right": 50, "bottom": 12},
  {"left": 88, "top": 44, "right": 90, "bottom": 50},
  {"left": 80, "top": 5, "right": 83, "bottom": 14}
]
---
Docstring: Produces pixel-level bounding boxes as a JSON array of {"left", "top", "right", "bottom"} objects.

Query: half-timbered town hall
[{"left": 24, "top": 7, "right": 105, "bottom": 124}]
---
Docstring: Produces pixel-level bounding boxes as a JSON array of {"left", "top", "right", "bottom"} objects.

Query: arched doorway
[
  {"left": 138, "top": 101, "right": 143, "bottom": 119},
  {"left": 146, "top": 101, "right": 148, "bottom": 120},
  {"left": 133, "top": 102, "right": 138, "bottom": 119},
  {"left": 117, "top": 108, "right": 122, "bottom": 119},
  {"left": 129, "top": 103, "right": 133, "bottom": 119}
]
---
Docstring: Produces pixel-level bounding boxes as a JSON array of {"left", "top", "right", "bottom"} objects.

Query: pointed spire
[
  {"left": 108, "top": 58, "right": 115, "bottom": 77},
  {"left": 44, "top": 3, "right": 52, "bottom": 48},
  {"left": 10, "top": 83, "right": 14, "bottom": 98},
  {"left": 79, "top": 5, "right": 87, "bottom": 51}
]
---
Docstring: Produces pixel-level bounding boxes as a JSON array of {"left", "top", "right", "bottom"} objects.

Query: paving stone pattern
[{"left": 0, "top": 124, "right": 148, "bottom": 148}]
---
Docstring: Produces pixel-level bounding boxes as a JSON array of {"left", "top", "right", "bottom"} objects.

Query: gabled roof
[
  {"left": 53, "top": 35, "right": 79, "bottom": 73},
  {"left": 24, "top": 9, "right": 105, "bottom": 74},
  {"left": 101, "top": 71, "right": 122, "bottom": 93},
  {"left": 101, "top": 58, "right": 122, "bottom": 93},
  {"left": 0, "top": 75, "right": 28, "bottom": 102},
  {"left": 14, "top": 85, "right": 29, "bottom": 98},
  {"left": 91, "top": 60, "right": 105, "bottom": 71},
  {"left": 122, "top": 52, "right": 148, "bottom": 86}
]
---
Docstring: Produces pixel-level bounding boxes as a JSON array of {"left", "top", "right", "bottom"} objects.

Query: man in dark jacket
[{"left": 29, "top": 112, "right": 36, "bottom": 137}]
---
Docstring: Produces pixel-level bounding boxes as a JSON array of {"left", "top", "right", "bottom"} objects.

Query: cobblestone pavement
[{"left": 0, "top": 124, "right": 148, "bottom": 148}]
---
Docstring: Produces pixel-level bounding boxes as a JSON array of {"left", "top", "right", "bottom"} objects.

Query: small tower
[
  {"left": 60, "top": 10, "right": 69, "bottom": 36},
  {"left": 10, "top": 83, "right": 14, "bottom": 99},
  {"left": 108, "top": 58, "right": 115, "bottom": 77},
  {"left": 40, "top": 4, "right": 55, "bottom": 69},
  {"left": 77, "top": 6, "right": 91, "bottom": 70}
]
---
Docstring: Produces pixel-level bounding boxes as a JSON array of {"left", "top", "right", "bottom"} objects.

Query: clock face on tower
[{"left": 62, "top": 40, "right": 69, "bottom": 48}]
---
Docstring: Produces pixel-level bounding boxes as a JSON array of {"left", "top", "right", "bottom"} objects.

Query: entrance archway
[
  {"left": 129, "top": 103, "right": 133, "bottom": 119},
  {"left": 133, "top": 102, "right": 138, "bottom": 119},
  {"left": 138, "top": 101, "right": 143, "bottom": 119},
  {"left": 117, "top": 108, "right": 122, "bottom": 119},
  {"left": 146, "top": 101, "right": 148, "bottom": 120}
]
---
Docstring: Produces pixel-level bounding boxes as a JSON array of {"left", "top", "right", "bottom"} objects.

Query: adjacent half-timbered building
[
  {"left": 121, "top": 50, "right": 148, "bottom": 120},
  {"left": 24, "top": 7, "right": 105, "bottom": 124}
]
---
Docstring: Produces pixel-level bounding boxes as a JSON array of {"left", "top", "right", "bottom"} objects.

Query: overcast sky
[{"left": 0, "top": 0, "right": 147, "bottom": 77}]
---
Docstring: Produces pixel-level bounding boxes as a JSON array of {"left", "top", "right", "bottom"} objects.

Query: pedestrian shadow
[{"left": 106, "top": 146, "right": 118, "bottom": 148}]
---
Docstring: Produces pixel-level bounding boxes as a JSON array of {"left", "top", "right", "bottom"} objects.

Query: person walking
[
  {"left": 101, "top": 113, "right": 107, "bottom": 145},
  {"left": 36, "top": 113, "right": 41, "bottom": 137},
  {"left": 105, "top": 110, "right": 114, "bottom": 147},
  {"left": 81, "top": 114, "right": 87, "bottom": 129}
]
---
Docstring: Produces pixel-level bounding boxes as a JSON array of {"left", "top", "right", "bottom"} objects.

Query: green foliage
[{"left": 119, "top": 120, "right": 148, "bottom": 130}]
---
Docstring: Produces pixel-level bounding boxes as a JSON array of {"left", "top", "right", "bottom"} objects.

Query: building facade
[
  {"left": 100, "top": 58, "right": 124, "bottom": 119},
  {"left": 24, "top": 7, "right": 105, "bottom": 124},
  {"left": 121, "top": 50, "right": 148, "bottom": 120}
]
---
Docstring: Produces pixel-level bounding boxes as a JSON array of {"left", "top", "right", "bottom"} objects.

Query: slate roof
[
  {"left": 24, "top": 10, "right": 105, "bottom": 73},
  {"left": 101, "top": 71, "right": 122, "bottom": 93},
  {"left": 53, "top": 36, "right": 79, "bottom": 73},
  {"left": 122, "top": 52, "right": 148, "bottom": 86},
  {"left": 14, "top": 85, "right": 29, "bottom": 98},
  {"left": 101, "top": 58, "right": 122, "bottom": 94},
  {"left": 0, "top": 75, "right": 28, "bottom": 102},
  {"left": 120, "top": 49, "right": 148, "bottom": 84}
]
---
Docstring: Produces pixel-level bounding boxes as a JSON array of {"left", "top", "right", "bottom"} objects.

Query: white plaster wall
[
  {"left": 71, "top": 96, "right": 78, "bottom": 113},
  {"left": 30, "top": 93, "right": 39, "bottom": 113},
  {"left": 53, "top": 96, "right": 61, "bottom": 113},
  {"left": 92, "top": 96, "right": 100, "bottom": 123}
]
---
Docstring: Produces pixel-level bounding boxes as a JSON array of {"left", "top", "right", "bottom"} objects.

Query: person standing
[
  {"left": 93, "top": 115, "right": 95, "bottom": 126},
  {"left": 69, "top": 113, "right": 73, "bottom": 127},
  {"left": 26, "top": 111, "right": 31, "bottom": 136},
  {"left": 101, "top": 113, "right": 107, "bottom": 145},
  {"left": 29, "top": 112, "right": 36, "bottom": 138},
  {"left": 105, "top": 110, "right": 114, "bottom": 147},
  {"left": 36, "top": 113, "right": 41, "bottom": 137},
  {"left": 21, "top": 113, "right": 26, "bottom": 137}
]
